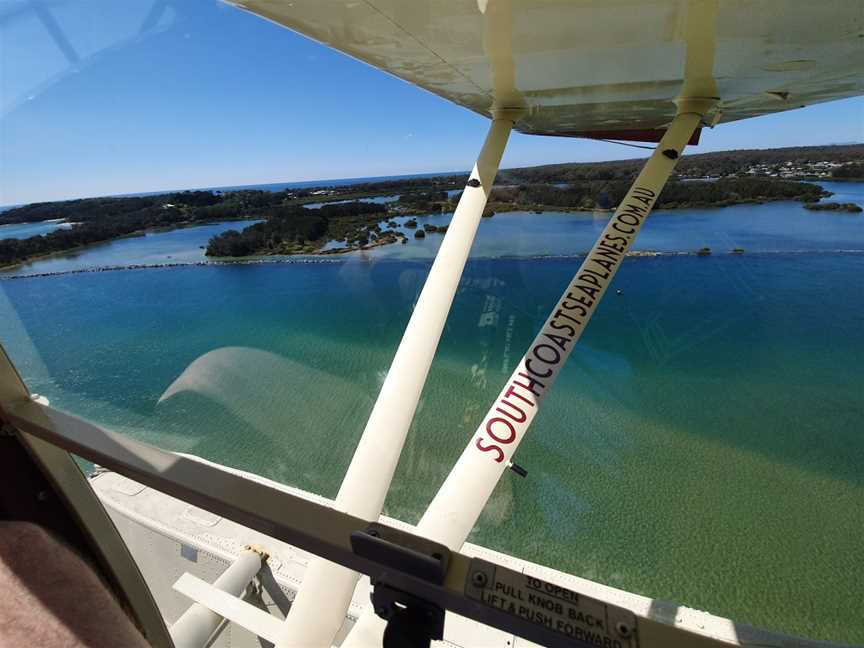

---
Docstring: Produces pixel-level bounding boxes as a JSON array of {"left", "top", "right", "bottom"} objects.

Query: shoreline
[
  {"left": 0, "top": 218, "right": 264, "bottom": 273},
  {"left": 0, "top": 181, "right": 844, "bottom": 269},
  {"left": 4, "top": 248, "right": 863, "bottom": 280},
  {"left": 2, "top": 183, "right": 857, "bottom": 271}
]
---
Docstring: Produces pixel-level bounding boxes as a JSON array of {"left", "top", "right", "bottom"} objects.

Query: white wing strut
[
  {"left": 341, "top": 97, "right": 717, "bottom": 648},
  {"left": 275, "top": 111, "right": 521, "bottom": 648}
]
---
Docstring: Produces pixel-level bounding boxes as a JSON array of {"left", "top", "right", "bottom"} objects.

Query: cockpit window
[{"left": 2, "top": 1, "right": 863, "bottom": 645}]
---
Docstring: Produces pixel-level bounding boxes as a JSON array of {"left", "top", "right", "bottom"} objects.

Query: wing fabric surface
[{"left": 232, "top": 0, "right": 864, "bottom": 136}]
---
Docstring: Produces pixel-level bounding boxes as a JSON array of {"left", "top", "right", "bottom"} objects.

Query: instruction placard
[{"left": 465, "top": 558, "right": 638, "bottom": 647}]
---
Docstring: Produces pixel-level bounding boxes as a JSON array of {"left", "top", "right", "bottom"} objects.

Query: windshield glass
[{"left": 2, "top": 1, "right": 863, "bottom": 645}]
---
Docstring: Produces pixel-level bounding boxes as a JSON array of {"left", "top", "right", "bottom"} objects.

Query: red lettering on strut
[
  {"left": 496, "top": 399, "right": 528, "bottom": 423},
  {"left": 515, "top": 371, "right": 546, "bottom": 396},
  {"left": 486, "top": 417, "right": 516, "bottom": 444},
  {"left": 505, "top": 384, "right": 535, "bottom": 406},
  {"left": 476, "top": 437, "right": 504, "bottom": 462}
]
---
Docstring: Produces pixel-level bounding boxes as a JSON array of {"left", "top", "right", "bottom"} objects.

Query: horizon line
[{"left": 3, "top": 141, "right": 861, "bottom": 210}]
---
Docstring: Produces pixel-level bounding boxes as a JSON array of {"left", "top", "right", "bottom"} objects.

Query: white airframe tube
[
  {"left": 170, "top": 549, "right": 264, "bottom": 648},
  {"left": 340, "top": 98, "right": 716, "bottom": 648},
  {"left": 417, "top": 99, "right": 716, "bottom": 550},
  {"left": 275, "top": 111, "right": 520, "bottom": 648}
]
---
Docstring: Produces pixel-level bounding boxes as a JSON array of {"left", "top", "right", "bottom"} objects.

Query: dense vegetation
[
  {"left": 499, "top": 144, "right": 864, "bottom": 185},
  {"left": 804, "top": 202, "right": 862, "bottom": 213},
  {"left": 489, "top": 177, "right": 829, "bottom": 211},
  {"left": 1, "top": 144, "right": 858, "bottom": 265},
  {"left": 656, "top": 177, "right": 829, "bottom": 208},
  {"left": 832, "top": 163, "right": 864, "bottom": 179},
  {"left": 205, "top": 202, "right": 387, "bottom": 256},
  {"left": 0, "top": 190, "right": 295, "bottom": 266},
  {"left": 396, "top": 190, "right": 450, "bottom": 214}
]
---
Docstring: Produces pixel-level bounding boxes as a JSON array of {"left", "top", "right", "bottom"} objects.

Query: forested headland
[{"left": 486, "top": 177, "right": 829, "bottom": 213}]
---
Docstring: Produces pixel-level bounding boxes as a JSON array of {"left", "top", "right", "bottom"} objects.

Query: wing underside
[{"left": 231, "top": 0, "right": 864, "bottom": 136}]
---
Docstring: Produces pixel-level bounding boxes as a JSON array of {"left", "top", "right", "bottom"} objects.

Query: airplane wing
[{"left": 231, "top": 0, "right": 864, "bottom": 137}]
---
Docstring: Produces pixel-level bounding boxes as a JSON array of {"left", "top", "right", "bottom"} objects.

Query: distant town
[{"left": 696, "top": 159, "right": 857, "bottom": 181}]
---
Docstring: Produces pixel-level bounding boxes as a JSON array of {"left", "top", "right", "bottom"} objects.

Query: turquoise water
[
  {"left": 2, "top": 252, "right": 863, "bottom": 643},
  {"left": 0, "top": 219, "right": 71, "bottom": 240},
  {"left": 1, "top": 188, "right": 863, "bottom": 643}
]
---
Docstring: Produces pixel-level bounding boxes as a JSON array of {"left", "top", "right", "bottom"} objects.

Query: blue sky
[{"left": 1, "top": 0, "right": 862, "bottom": 206}]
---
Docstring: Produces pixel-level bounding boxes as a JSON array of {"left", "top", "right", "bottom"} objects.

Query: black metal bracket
[
  {"left": 509, "top": 462, "right": 528, "bottom": 477},
  {"left": 351, "top": 523, "right": 450, "bottom": 584},
  {"left": 351, "top": 524, "right": 451, "bottom": 648},
  {"left": 370, "top": 581, "right": 445, "bottom": 648}
]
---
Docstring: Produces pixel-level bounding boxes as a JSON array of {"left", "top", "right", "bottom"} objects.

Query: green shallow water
[{"left": 2, "top": 253, "right": 863, "bottom": 644}]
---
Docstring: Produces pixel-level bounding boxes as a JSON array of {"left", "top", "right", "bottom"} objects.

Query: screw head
[
  {"left": 375, "top": 605, "right": 390, "bottom": 619},
  {"left": 366, "top": 527, "right": 379, "bottom": 537},
  {"left": 471, "top": 571, "right": 488, "bottom": 588},
  {"left": 615, "top": 621, "right": 633, "bottom": 638}
]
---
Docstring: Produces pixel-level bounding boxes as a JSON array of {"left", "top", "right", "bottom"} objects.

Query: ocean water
[
  {"left": 1, "top": 186, "right": 863, "bottom": 643},
  {"left": 200, "top": 172, "right": 464, "bottom": 194}
]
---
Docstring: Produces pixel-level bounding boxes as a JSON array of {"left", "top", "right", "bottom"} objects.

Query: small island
[{"left": 804, "top": 202, "right": 862, "bottom": 213}]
